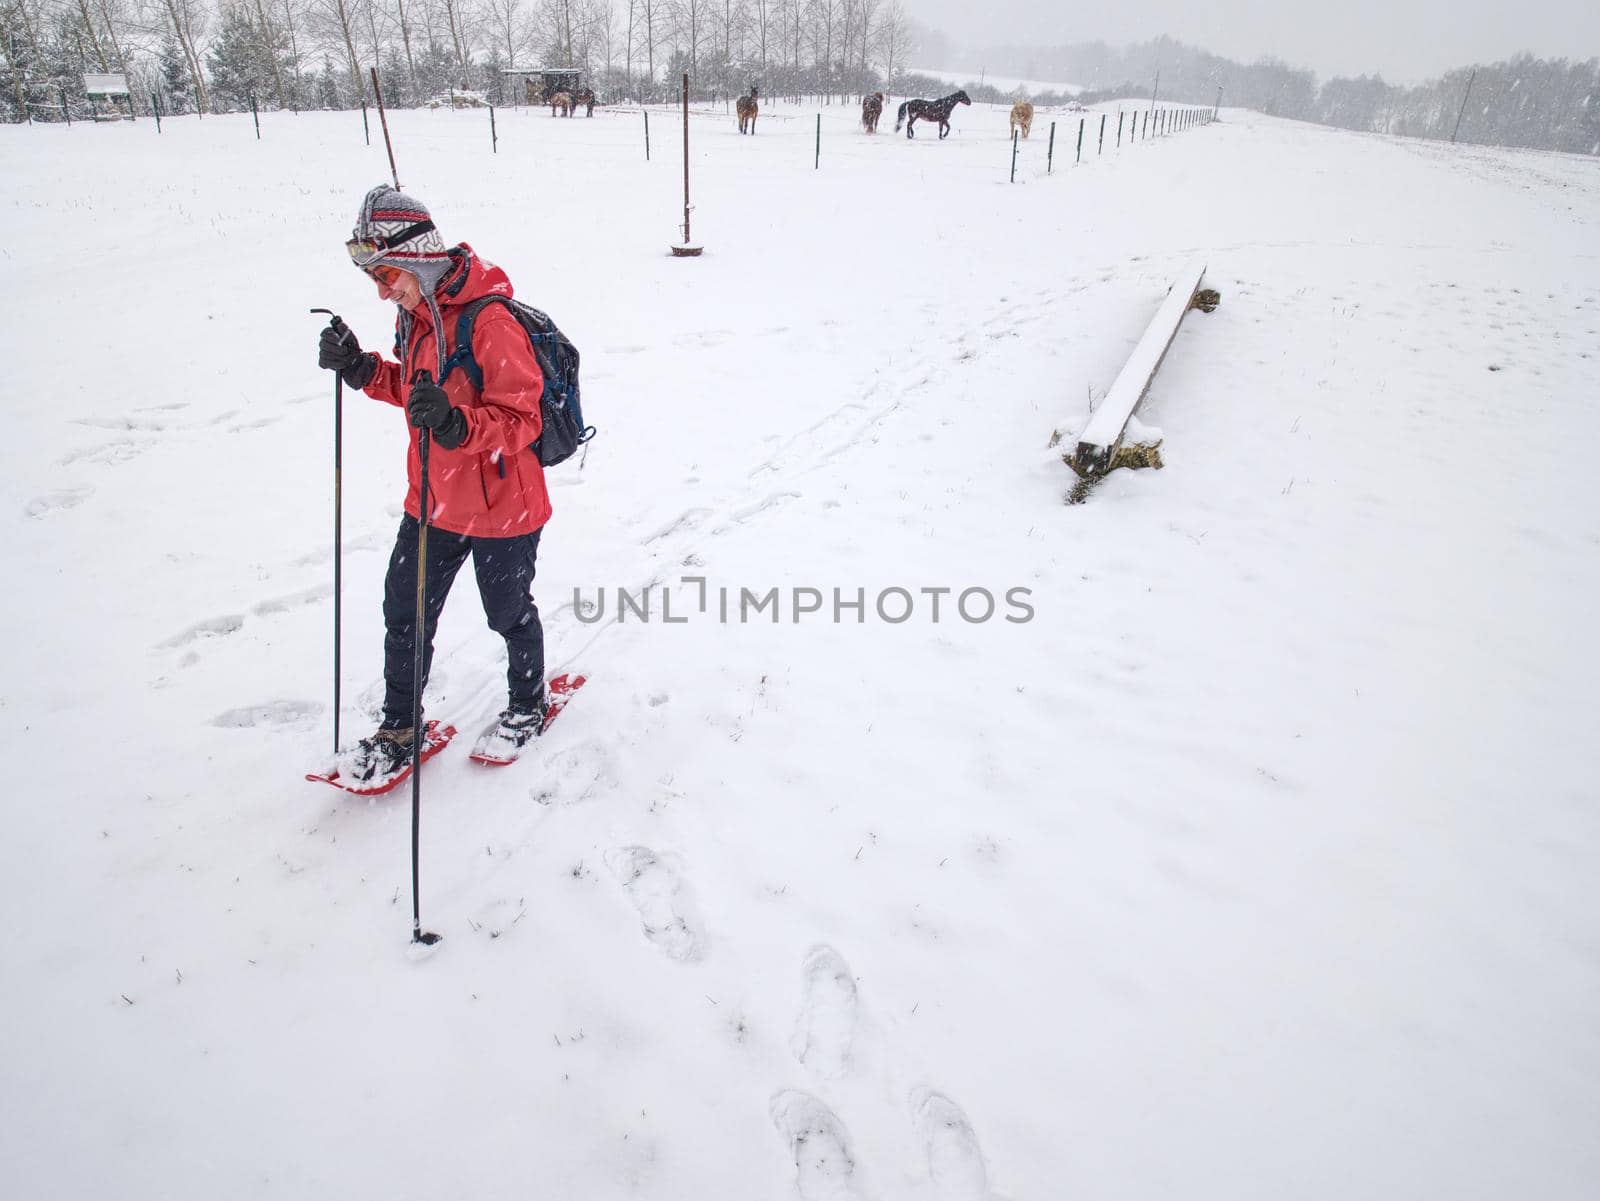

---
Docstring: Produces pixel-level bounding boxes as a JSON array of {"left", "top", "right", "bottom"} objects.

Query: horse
[
  {"left": 550, "top": 91, "right": 572, "bottom": 117},
  {"left": 1009, "top": 100, "right": 1034, "bottom": 139},
  {"left": 736, "top": 85, "right": 759, "bottom": 134},
  {"left": 861, "top": 91, "right": 885, "bottom": 133},
  {"left": 894, "top": 90, "right": 970, "bottom": 139},
  {"left": 575, "top": 87, "right": 596, "bottom": 117}
]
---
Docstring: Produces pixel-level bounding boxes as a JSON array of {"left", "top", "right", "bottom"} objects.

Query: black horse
[{"left": 894, "top": 90, "right": 971, "bottom": 139}]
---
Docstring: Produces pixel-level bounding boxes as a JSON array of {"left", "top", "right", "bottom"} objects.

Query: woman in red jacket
[{"left": 318, "top": 185, "right": 553, "bottom": 784}]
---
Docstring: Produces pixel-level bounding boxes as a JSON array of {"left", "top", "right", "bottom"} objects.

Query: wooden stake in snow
[
  {"left": 1065, "top": 258, "right": 1221, "bottom": 494},
  {"left": 671, "top": 73, "right": 702, "bottom": 257}
]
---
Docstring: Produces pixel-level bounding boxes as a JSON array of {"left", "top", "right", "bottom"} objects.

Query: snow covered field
[{"left": 2, "top": 98, "right": 1598, "bottom": 1199}]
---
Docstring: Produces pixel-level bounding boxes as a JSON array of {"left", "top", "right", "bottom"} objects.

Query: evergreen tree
[
  {"left": 314, "top": 54, "right": 340, "bottom": 110},
  {"left": 207, "top": 4, "right": 280, "bottom": 112},
  {"left": 160, "top": 33, "right": 193, "bottom": 114}
]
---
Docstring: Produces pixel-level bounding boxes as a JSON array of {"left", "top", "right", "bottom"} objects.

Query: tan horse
[
  {"left": 550, "top": 92, "right": 572, "bottom": 117},
  {"left": 736, "top": 86, "right": 759, "bottom": 134},
  {"left": 1009, "top": 101, "right": 1034, "bottom": 139},
  {"left": 861, "top": 91, "right": 885, "bottom": 133}
]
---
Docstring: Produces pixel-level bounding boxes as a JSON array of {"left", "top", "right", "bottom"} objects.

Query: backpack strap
[{"left": 438, "top": 296, "right": 500, "bottom": 391}]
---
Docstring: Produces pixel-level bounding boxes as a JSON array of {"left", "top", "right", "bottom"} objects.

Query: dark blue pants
[{"left": 381, "top": 515, "right": 545, "bottom": 726}]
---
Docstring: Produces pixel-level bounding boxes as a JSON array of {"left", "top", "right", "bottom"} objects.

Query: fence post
[
  {"left": 1450, "top": 68, "right": 1476, "bottom": 143},
  {"left": 1047, "top": 120, "right": 1056, "bottom": 172},
  {"left": 1098, "top": 113, "right": 1105, "bottom": 154},
  {"left": 1142, "top": 111, "right": 1149, "bottom": 139},
  {"left": 61, "top": 86, "right": 71, "bottom": 127},
  {"left": 490, "top": 104, "right": 497, "bottom": 153},
  {"left": 1010, "top": 128, "right": 1019, "bottom": 182},
  {"left": 815, "top": 112, "right": 821, "bottom": 169},
  {"left": 1117, "top": 110, "right": 1123, "bottom": 147},
  {"left": 361, "top": 103, "right": 370, "bottom": 146},
  {"left": 151, "top": 92, "right": 161, "bottom": 133},
  {"left": 251, "top": 94, "right": 260, "bottom": 139},
  {"left": 644, "top": 109, "right": 651, "bottom": 161},
  {"left": 1076, "top": 117, "right": 1084, "bottom": 162}
]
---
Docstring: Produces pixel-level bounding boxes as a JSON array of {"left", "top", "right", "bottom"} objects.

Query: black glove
[
  {"left": 318, "top": 318, "right": 376, "bottom": 389},
  {"left": 407, "top": 372, "right": 468, "bottom": 450}
]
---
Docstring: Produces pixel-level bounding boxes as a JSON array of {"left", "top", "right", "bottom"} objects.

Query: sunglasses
[{"left": 365, "top": 263, "right": 405, "bottom": 287}]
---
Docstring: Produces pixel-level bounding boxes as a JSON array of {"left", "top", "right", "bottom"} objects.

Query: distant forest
[{"left": 955, "top": 36, "right": 1600, "bottom": 156}]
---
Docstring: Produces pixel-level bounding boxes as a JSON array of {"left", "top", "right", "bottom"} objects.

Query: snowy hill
[
  {"left": 905, "top": 66, "right": 1085, "bottom": 96},
  {"left": 2, "top": 100, "right": 1598, "bottom": 1200}
]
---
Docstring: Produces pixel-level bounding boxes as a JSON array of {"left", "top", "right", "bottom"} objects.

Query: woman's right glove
[{"left": 317, "top": 317, "right": 377, "bottom": 389}]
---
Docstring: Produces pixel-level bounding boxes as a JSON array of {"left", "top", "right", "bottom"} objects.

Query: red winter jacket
[{"left": 364, "top": 245, "right": 552, "bottom": 538}]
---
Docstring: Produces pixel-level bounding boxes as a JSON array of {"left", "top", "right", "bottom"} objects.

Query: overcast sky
[{"left": 911, "top": 0, "right": 1600, "bottom": 85}]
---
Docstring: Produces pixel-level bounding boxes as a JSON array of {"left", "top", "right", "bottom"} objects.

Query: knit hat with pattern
[{"left": 348, "top": 184, "right": 453, "bottom": 295}]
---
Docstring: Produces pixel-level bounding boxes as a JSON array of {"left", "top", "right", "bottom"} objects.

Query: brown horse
[
  {"left": 861, "top": 91, "right": 885, "bottom": 133},
  {"left": 575, "top": 87, "right": 596, "bottom": 117},
  {"left": 736, "top": 86, "right": 759, "bottom": 134},
  {"left": 550, "top": 92, "right": 572, "bottom": 117},
  {"left": 1009, "top": 101, "right": 1034, "bottom": 139}
]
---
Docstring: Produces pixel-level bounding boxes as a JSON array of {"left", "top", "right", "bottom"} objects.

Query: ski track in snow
[
  {"left": 791, "top": 944, "right": 859, "bottom": 1079},
  {"left": 770, "top": 1089, "right": 862, "bottom": 1201}
]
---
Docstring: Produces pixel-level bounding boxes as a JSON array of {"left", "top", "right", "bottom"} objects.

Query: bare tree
[
  {"left": 638, "top": 0, "right": 656, "bottom": 84},
  {"left": 311, "top": 0, "right": 368, "bottom": 104},
  {"left": 391, "top": 0, "right": 415, "bottom": 86},
  {"left": 853, "top": 0, "right": 874, "bottom": 78},
  {"left": 250, "top": 0, "right": 289, "bottom": 106},
  {"left": 440, "top": 0, "right": 470, "bottom": 86},
  {"left": 746, "top": 0, "right": 767, "bottom": 69},
  {"left": 157, "top": 0, "right": 212, "bottom": 112},
  {"left": 485, "top": 0, "right": 528, "bottom": 67},
  {"left": 279, "top": 0, "right": 307, "bottom": 102},
  {"left": 669, "top": 0, "right": 704, "bottom": 75},
  {"left": 873, "top": 0, "right": 907, "bottom": 90}
]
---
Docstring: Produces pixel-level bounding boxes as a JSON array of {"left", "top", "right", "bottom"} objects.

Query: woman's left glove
[{"left": 406, "top": 372, "right": 468, "bottom": 450}]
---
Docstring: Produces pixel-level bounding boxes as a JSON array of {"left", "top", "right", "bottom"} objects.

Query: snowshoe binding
[
  {"left": 470, "top": 673, "right": 587, "bottom": 766},
  {"left": 306, "top": 720, "right": 457, "bottom": 795}
]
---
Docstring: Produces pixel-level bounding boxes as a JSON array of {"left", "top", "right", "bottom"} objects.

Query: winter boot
[
  {"left": 339, "top": 725, "right": 415, "bottom": 785},
  {"left": 469, "top": 698, "right": 546, "bottom": 765}
]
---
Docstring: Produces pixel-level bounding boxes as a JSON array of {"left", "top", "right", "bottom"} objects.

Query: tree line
[
  {"left": 979, "top": 35, "right": 1600, "bottom": 156},
  {"left": 0, "top": 0, "right": 923, "bottom": 119}
]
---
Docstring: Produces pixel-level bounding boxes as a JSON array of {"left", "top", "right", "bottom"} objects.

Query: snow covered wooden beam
[{"left": 1067, "top": 258, "right": 1220, "bottom": 481}]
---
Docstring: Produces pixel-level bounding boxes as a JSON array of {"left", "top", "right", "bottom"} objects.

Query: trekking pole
[
  {"left": 308, "top": 310, "right": 346, "bottom": 755},
  {"left": 369, "top": 67, "right": 401, "bottom": 189},
  {"left": 410, "top": 373, "right": 441, "bottom": 949}
]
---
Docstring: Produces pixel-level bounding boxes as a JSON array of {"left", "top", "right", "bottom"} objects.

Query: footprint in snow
[
  {"left": 23, "top": 487, "right": 93, "bottom": 518},
  {"left": 791, "top": 944, "right": 857, "bottom": 1078},
  {"left": 211, "top": 700, "right": 321, "bottom": 729},
  {"left": 160, "top": 614, "right": 244, "bottom": 649},
  {"left": 912, "top": 1090, "right": 989, "bottom": 1201},
  {"left": 604, "top": 845, "right": 703, "bottom": 961},
  {"left": 769, "top": 1089, "right": 860, "bottom": 1201}
]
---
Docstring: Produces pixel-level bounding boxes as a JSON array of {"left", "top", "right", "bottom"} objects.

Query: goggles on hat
[{"left": 344, "top": 219, "right": 436, "bottom": 268}]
